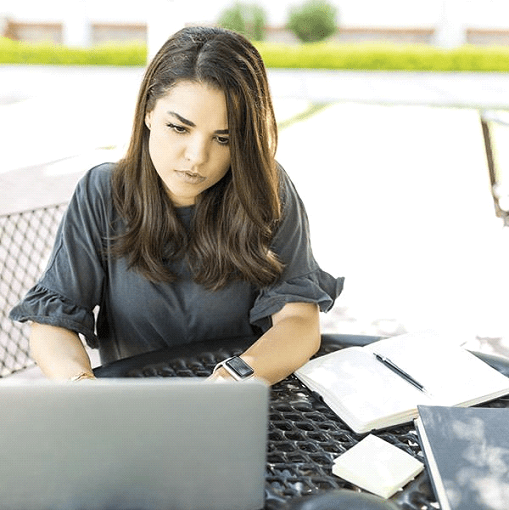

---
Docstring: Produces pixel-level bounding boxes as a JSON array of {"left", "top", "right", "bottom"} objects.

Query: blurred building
[{"left": 2, "top": 0, "right": 509, "bottom": 48}]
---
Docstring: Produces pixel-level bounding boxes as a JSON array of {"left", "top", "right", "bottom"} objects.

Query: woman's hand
[{"left": 208, "top": 302, "right": 320, "bottom": 385}]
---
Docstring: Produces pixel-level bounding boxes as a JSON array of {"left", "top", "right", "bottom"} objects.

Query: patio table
[{"left": 93, "top": 333, "right": 509, "bottom": 510}]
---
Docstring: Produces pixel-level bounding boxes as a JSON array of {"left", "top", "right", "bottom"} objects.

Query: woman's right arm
[{"left": 30, "top": 322, "right": 96, "bottom": 381}]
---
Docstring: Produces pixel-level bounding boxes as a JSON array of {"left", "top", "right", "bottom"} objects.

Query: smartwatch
[{"left": 213, "top": 356, "right": 254, "bottom": 381}]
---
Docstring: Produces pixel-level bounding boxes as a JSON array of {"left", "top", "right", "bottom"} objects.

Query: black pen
[{"left": 374, "top": 353, "right": 427, "bottom": 393}]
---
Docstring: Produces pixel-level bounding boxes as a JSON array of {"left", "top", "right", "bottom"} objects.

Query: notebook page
[
  {"left": 296, "top": 347, "right": 434, "bottom": 430},
  {"left": 366, "top": 331, "right": 509, "bottom": 405}
]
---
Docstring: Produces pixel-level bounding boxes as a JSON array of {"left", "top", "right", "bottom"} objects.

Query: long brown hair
[{"left": 111, "top": 26, "right": 284, "bottom": 290}]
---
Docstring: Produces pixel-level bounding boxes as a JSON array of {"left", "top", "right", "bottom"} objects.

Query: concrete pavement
[
  {"left": 269, "top": 68, "right": 509, "bottom": 110},
  {"left": 1, "top": 65, "right": 509, "bottom": 374},
  {"left": 3, "top": 65, "right": 509, "bottom": 108}
]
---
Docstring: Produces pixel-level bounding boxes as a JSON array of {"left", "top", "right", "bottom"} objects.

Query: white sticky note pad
[{"left": 332, "top": 434, "right": 424, "bottom": 499}]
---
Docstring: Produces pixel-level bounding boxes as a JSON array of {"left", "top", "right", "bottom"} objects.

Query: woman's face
[{"left": 145, "top": 80, "right": 231, "bottom": 207}]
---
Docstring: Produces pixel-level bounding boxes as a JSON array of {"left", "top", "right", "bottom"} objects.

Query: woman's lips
[{"left": 175, "top": 169, "right": 206, "bottom": 184}]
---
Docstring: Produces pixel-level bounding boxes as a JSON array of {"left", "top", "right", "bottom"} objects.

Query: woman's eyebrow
[
  {"left": 168, "top": 111, "right": 195, "bottom": 127},
  {"left": 167, "top": 111, "right": 229, "bottom": 134}
]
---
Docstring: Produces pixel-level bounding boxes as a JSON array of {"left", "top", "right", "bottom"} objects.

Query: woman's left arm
[{"left": 211, "top": 302, "right": 320, "bottom": 385}]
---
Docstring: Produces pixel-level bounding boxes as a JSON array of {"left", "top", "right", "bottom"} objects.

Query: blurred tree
[
  {"left": 217, "top": 2, "right": 267, "bottom": 41},
  {"left": 287, "top": 0, "right": 338, "bottom": 43}
]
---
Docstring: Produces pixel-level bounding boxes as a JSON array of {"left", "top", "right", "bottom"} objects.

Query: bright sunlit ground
[{"left": 276, "top": 103, "right": 509, "bottom": 356}]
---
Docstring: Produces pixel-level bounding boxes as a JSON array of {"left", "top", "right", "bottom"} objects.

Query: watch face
[{"left": 225, "top": 357, "right": 254, "bottom": 378}]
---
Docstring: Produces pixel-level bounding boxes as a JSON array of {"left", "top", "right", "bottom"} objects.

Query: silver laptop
[{"left": 0, "top": 378, "right": 268, "bottom": 510}]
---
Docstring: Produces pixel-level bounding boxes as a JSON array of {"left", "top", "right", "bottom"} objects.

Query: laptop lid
[{"left": 0, "top": 378, "right": 268, "bottom": 510}]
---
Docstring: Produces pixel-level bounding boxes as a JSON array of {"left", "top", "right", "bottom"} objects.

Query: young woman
[{"left": 10, "top": 26, "right": 343, "bottom": 384}]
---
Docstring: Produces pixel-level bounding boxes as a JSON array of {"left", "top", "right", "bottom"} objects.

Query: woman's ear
[{"left": 145, "top": 111, "right": 153, "bottom": 130}]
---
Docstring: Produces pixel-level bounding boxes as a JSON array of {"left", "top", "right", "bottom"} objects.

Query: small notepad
[{"left": 332, "top": 434, "right": 424, "bottom": 499}]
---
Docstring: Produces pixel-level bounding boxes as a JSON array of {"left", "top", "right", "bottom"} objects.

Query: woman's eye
[
  {"left": 167, "top": 123, "right": 187, "bottom": 134},
  {"left": 216, "top": 136, "right": 230, "bottom": 146}
]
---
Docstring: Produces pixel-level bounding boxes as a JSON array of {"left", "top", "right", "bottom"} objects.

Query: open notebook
[
  {"left": 0, "top": 378, "right": 268, "bottom": 510},
  {"left": 295, "top": 330, "right": 509, "bottom": 433}
]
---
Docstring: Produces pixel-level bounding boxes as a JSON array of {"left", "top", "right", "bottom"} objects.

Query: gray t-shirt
[{"left": 10, "top": 163, "right": 344, "bottom": 364}]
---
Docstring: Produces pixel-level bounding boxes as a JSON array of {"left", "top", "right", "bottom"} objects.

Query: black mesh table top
[{"left": 94, "top": 334, "right": 509, "bottom": 510}]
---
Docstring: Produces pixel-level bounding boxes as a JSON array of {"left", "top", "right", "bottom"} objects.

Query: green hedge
[
  {"left": 256, "top": 42, "right": 509, "bottom": 72},
  {"left": 0, "top": 38, "right": 146, "bottom": 66},
  {"left": 2, "top": 36, "right": 509, "bottom": 72}
]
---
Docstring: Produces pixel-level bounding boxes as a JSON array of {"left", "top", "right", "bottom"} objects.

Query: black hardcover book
[{"left": 415, "top": 405, "right": 509, "bottom": 510}]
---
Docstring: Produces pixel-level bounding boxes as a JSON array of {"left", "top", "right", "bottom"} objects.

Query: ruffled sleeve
[
  {"left": 9, "top": 284, "right": 99, "bottom": 347},
  {"left": 250, "top": 165, "right": 344, "bottom": 331},
  {"left": 9, "top": 164, "right": 113, "bottom": 348}
]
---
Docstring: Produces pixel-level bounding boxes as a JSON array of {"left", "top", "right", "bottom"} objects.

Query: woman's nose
[{"left": 185, "top": 136, "right": 209, "bottom": 166}]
